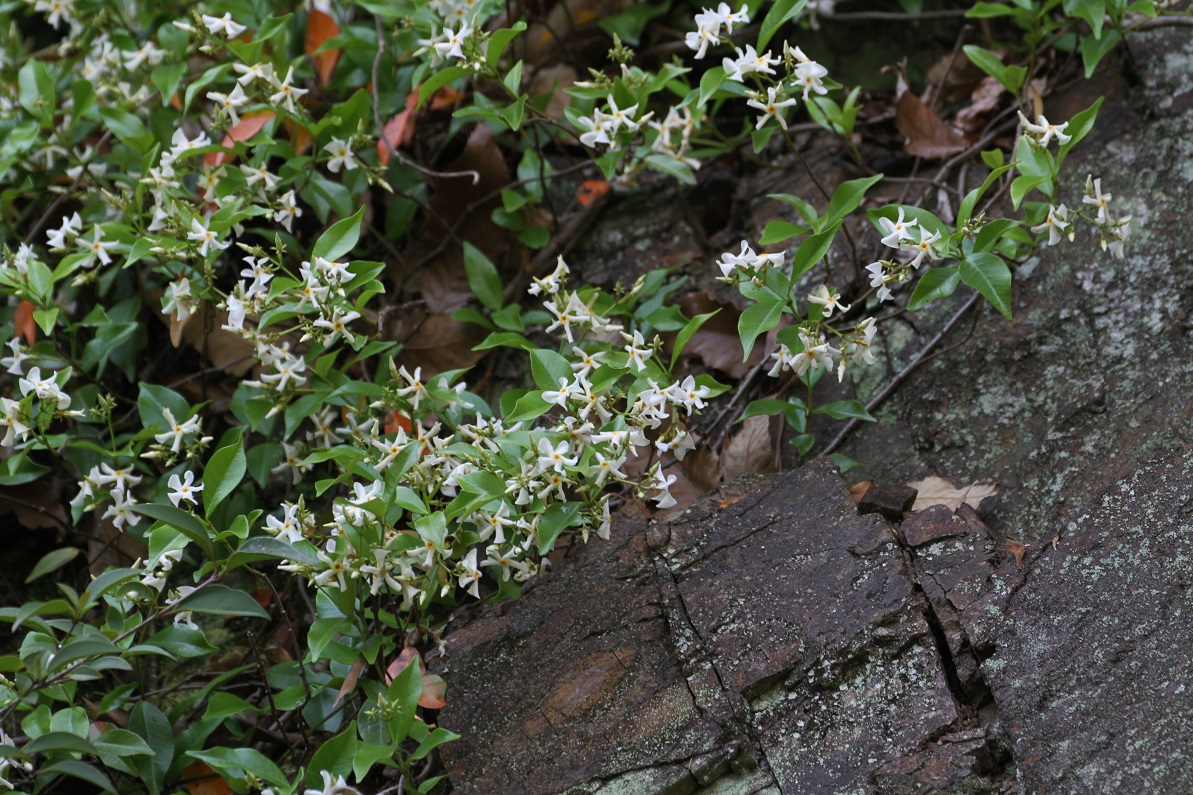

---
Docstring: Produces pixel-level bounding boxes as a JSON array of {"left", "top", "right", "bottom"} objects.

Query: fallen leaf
[
  {"left": 896, "top": 89, "right": 969, "bottom": 159},
  {"left": 680, "top": 444, "right": 721, "bottom": 493},
  {"left": 204, "top": 112, "right": 276, "bottom": 168},
  {"left": 419, "top": 673, "right": 448, "bottom": 709},
  {"left": 384, "top": 311, "right": 487, "bottom": 376},
  {"left": 720, "top": 415, "right": 779, "bottom": 482},
  {"left": 1007, "top": 540, "right": 1026, "bottom": 568},
  {"left": 576, "top": 179, "right": 609, "bottom": 207},
  {"left": 379, "top": 91, "right": 420, "bottom": 165},
  {"left": 183, "top": 761, "right": 233, "bottom": 795},
  {"left": 906, "top": 476, "right": 999, "bottom": 512},
  {"left": 673, "top": 291, "right": 767, "bottom": 380},
  {"left": 384, "top": 410, "right": 412, "bottom": 435},
  {"left": 333, "top": 657, "right": 365, "bottom": 707},
  {"left": 306, "top": 10, "right": 341, "bottom": 88},
  {"left": 13, "top": 300, "right": 36, "bottom": 344},
  {"left": 955, "top": 76, "right": 1008, "bottom": 137},
  {"left": 428, "top": 86, "right": 467, "bottom": 110},
  {"left": 848, "top": 479, "right": 874, "bottom": 503}
]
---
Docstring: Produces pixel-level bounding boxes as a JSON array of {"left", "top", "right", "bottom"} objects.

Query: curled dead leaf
[
  {"left": 1007, "top": 540, "right": 1026, "bottom": 568},
  {"left": 906, "top": 476, "right": 999, "bottom": 513},
  {"left": 896, "top": 89, "right": 969, "bottom": 159}
]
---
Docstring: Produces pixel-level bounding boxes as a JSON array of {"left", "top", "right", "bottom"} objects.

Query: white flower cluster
[
  {"left": 865, "top": 208, "right": 941, "bottom": 302},
  {"left": 685, "top": 3, "right": 750, "bottom": 59}
]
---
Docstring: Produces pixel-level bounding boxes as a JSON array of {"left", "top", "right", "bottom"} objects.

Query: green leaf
[
  {"left": 907, "top": 266, "right": 961, "bottom": 311},
  {"left": 956, "top": 164, "right": 1013, "bottom": 229},
  {"left": 93, "top": 729, "right": 153, "bottom": 758},
  {"left": 529, "top": 348, "right": 571, "bottom": 391},
  {"left": 486, "top": 20, "right": 527, "bottom": 69},
  {"left": 146, "top": 626, "right": 218, "bottom": 658},
  {"left": 974, "top": 218, "right": 1021, "bottom": 253},
  {"left": 411, "top": 726, "right": 460, "bottom": 761},
  {"left": 24, "top": 731, "right": 96, "bottom": 755},
  {"left": 129, "top": 702, "right": 173, "bottom": 795},
  {"left": 456, "top": 470, "right": 506, "bottom": 499},
  {"left": 758, "top": 0, "right": 808, "bottom": 51},
  {"left": 823, "top": 174, "right": 883, "bottom": 229},
  {"left": 698, "top": 66, "right": 727, "bottom": 107},
  {"left": 828, "top": 453, "right": 861, "bottom": 473},
  {"left": 419, "top": 66, "right": 471, "bottom": 104},
  {"left": 384, "top": 654, "right": 423, "bottom": 743},
  {"left": 188, "top": 748, "right": 288, "bottom": 788},
  {"left": 740, "top": 399, "right": 793, "bottom": 421},
  {"left": 176, "top": 584, "right": 270, "bottom": 619},
  {"left": 18, "top": 58, "right": 55, "bottom": 122},
  {"left": 1010, "top": 174, "right": 1048, "bottom": 208},
  {"left": 961, "top": 252, "right": 1013, "bottom": 320},
  {"left": 792, "top": 220, "right": 842, "bottom": 278},
  {"left": 962, "top": 45, "right": 1025, "bottom": 93},
  {"left": 138, "top": 383, "right": 191, "bottom": 431},
  {"left": 309, "top": 723, "right": 358, "bottom": 780},
  {"left": 1065, "top": 0, "right": 1106, "bottom": 39},
  {"left": 25, "top": 547, "right": 81, "bottom": 583},
  {"left": 769, "top": 193, "right": 819, "bottom": 225},
  {"left": 670, "top": 310, "right": 720, "bottom": 370},
  {"left": 504, "top": 391, "right": 552, "bottom": 424},
  {"left": 129, "top": 503, "right": 214, "bottom": 557},
  {"left": 1081, "top": 29, "right": 1122, "bottom": 78},
  {"left": 226, "top": 537, "right": 320, "bottom": 571},
  {"left": 737, "top": 295, "right": 785, "bottom": 362},
  {"left": 462, "top": 241, "right": 504, "bottom": 310},
  {"left": 203, "top": 433, "right": 246, "bottom": 518},
  {"left": 536, "top": 501, "right": 582, "bottom": 555},
  {"left": 312, "top": 205, "right": 366, "bottom": 261},
  {"left": 1056, "top": 96, "right": 1103, "bottom": 167},
  {"left": 38, "top": 761, "right": 117, "bottom": 795},
  {"left": 643, "top": 153, "right": 696, "bottom": 184},
  {"left": 812, "top": 400, "right": 875, "bottom": 421},
  {"left": 759, "top": 220, "right": 809, "bottom": 245}
]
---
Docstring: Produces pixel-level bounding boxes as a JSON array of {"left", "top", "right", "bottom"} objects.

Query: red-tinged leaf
[
  {"left": 418, "top": 673, "right": 447, "bottom": 709},
  {"left": 14, "top": 299, "right": 36, "bottom": 344},
  {"left": 287, "top": 120, "right": 313, "bottom": 155},
  {"left": 386, "top": 647, "right": 425, "bottom": 684},
  {"left": 379, "top": 92, "right": 420, "bottom": 165},
  {"left": 249, "top": 588, "right": 272, "bottom": 609},
  {"left": 576, "top": 179, "right": 609, "bottom": 207},
  {"left": 428, "top": 86, "right": 467, "bottom": 110},
  {"left": 384, "top": 410, "right": 412, "bottom": 435},
  {"left": 183, "top": 761, "right": 233, "bottom": 795},
  {"left": 204, "top": 111, "right": 275, "bottom": 167},
  {"left": 333, "top": 657, "right": 365, "bottom": 707},
  {"left": 306, "top": 10, "right": 341, "bottom": 88}
]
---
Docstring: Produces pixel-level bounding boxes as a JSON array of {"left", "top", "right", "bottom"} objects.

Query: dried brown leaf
[
  {"left": 385, "top": 311, "right": 486, "bottom": 376},
  {"left": 896, "top": 89, "right": 969, "bottom": 159},
  {"left": 0, "top": 482, "right": 68, "bottom": 533},
  {"left": 848, "top": 479, "right": 874, "bottom": 504},
  {"left": 1007, "top": 540, "right": 1026, "bottom": 568},
  {"left": 333, "top": 657, "right": 365, "bottom": 707},
  {"left": 955, "top": 76, "right": 1008, "bottom": 137},
  {"left": 681, "top": 444, "right": 722, "bottom": 493},
  {"left": 906, "top": 476, "right": 999, "bottom": 512},
  {"left": 721, "top": 415, "right": 778, "bottom": 482},
  {"left": 673, "top": 292, "right": 766, "bottom": 380}
]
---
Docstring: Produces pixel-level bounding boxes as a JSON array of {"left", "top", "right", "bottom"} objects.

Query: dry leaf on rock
[
  {"left": 896, "top": 89, "right": 969, "bottom": 159},
  {"left": 848, "top": 479, "right": 874, "bottom": 504},
  {"left": 672, "top": 291, "right": 766, "bottom": 380},
  {"left": 1007, "top": 540, "right": 1026, "bottom": 568},
  {"left": 906, "top": 476, "right": 999, "bottom": 512},
  {"left": 721, "top": 415, "right": 778, "bottom": 482}
]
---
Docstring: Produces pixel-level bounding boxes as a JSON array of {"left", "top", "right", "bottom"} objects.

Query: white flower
[
  {"left": 789, "top": 45, "right": 829, "bottom": 101},
  {"left": 1017, "top": 111, "right": 1071, "bottom": 146},
  {"left": 273, "top": 190, "right": 303, "bottom": 232},
  {"left": 201, "top": 13, "right": 247, "bottom": 38},
  {"left": 458, "top": 549, "right": 482, "bottom": 599},
  {"left": 207, "top": 84, "right": 248, "bottom": 125},
  {"left": 187, "top": 217, "right": 230, "bottom": 257},
  {"left": 269, "top": 67, "right": 308, "bottom": 113},
  {"left": 723, "top": 45, "right": 779, "bottom": 82},
  {"left": 18, "top": 367, "right": 70, "bottom": 410},
  {"left": 46, "top": 212, "right": 82, "bottom": 250},
  {"left": 528, "top": 257, "right": 569, "bottom": 296},
  {"left": 434, "top": 21, "right": 472, "bottom": 62},
  {"left": 77, "top": 224, "right": 116, "bottom": 266},
  {"left": 154, "top": 408, "right": 202, "bottom": 453},
  {"left": 241, "top": 163, "right": 280, "bottom": 192},
  {"left": 1, "top": 340, "right": 29, "bottom": 376},
  {"left": 577, "top": 109, "right": 612, "bottom": 148},
  {"left": 233, "top": 61, "right": 274, "bottom": 86},
  {"left": 899, "top": 228, "right": 941, "bottom": 269},
  {"left": 312, "top": 308, "right": 361, "bottom": 344},
  {"left": 162, "top": 277, "right": 195, "bottom": 322},
  {"left": 1082, "top": 175, "right": 1112, "bottom": 224},
  {"left": 807, "top": 285, "right": 850, "bottom": 317},
  {"left": 746, "top": 86, "right": 798, "bottom": 131},
  {"left": 622, "top": 330, "right": 651, "bottom": 372},
  {"left": 536, "top": 437, "right": 578, "bottom": 473},
  {"left": 1030, "top": 204, "right": 1071, "bottom": 246},
  {"left": 667, "top": 375, "right": 711, "bottom": 412},
  {"left": 878, "top": 208, "right": 918, "bottom": 248},
  {"left": 167, "top": 470, "right": 204, "bottom": 507},
  {"left": 646, "top": 467, "right": 678, "bottom": 509},
  {"left": 103, "top": 486, "right": 141, "bottom": 531},
  {"left": 325, "top": 137, "right": 359, "bottom": 173},
  {"left": 0, "top": 397, "right": 31, "bottom": 446}
]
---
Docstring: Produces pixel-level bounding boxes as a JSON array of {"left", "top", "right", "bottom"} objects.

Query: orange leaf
[
  {"left": 384, "top": 410, "right": 412, "bottom": 435},
  {"left": 14, "top": 299, "right": 36, "bottom": 344},
  {"left": 183, "top": 761, "right": 233, "bottom": 795},
  {"left": 306, "top": 10, "right": 341, "bottom": 88},
  {"left": 250, "top": 588, "right": 272, "bottom": 609},
  {"left": 204, "top": 111, "right": 276, "bottom": 168},
  {"left": 386, "top": 647, "right": 425, "bottom": 683},
  {"left": 378, "top": 91, "right": 420, "bottom": 166},
  {"left": 333, "top": 657, "right": 365, "bottom": 707},
  {"left": 287, "top": 120, "right": 313, "bottom": 156},
  {"left": 428, "top": 86, "right": 467, "bottom": 111},
  {"left": 419, "top": 673, "right": 448, "bottom": 709},
  {"left": 576, "top": 179, "right": 609, "bottom": 207}
]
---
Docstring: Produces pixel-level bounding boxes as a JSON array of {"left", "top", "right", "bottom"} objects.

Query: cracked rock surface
[{"left": 433, "top": 27, "right": 1193, "bottom": 795}]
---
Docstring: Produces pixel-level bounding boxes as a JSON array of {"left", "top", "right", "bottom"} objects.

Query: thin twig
[{"left": 819, "top": 290, "right": 982, "bottom": 456}]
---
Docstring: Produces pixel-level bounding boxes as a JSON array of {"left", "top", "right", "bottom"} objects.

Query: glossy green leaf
[
  {"left": 203, "top": 433, "right": 246, "bottom": 518},
  {"left": 670, "top": 309, "right": 720, "bottom": 370},
  {"left": 312, "top": 205, "right": 366, "bottom": 261},
  {"left": 737, "top": 295, "right": 784, "bottom": 362},
  {"left": 961, "top": 252, "right": 1013, "bottom": 320},
  {"left": 175, "top": 584, "right": 270, "bottom": 619},
  {"left": 462, "top": 241, "right": 504, "bottom": 310},
  {"left": 907, "top": 266, "right": 961, "bottom": 311}
]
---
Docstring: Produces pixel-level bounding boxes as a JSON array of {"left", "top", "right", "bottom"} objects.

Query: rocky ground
[{"left": 428, "top": 27, "right": 1193, "bottom": 795}]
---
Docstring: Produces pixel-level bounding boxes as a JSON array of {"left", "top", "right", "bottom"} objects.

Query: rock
[
  {"left": 435, "top": 462, "right": 1014, "bottom": 793},
  {"left": 857, "top": 482, "right": 918, "bottom": 521}
]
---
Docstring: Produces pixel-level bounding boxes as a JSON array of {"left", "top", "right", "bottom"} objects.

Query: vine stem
[{"left": 818, "top": 290, "right": 982, "bottom": 457}]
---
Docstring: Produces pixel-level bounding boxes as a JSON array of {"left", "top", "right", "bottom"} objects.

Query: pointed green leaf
[
  {"left": 961, "top": 252, "right": 1013, "bottom": 320},
  {"left": 907, "top": 266, "right": 961, "bottom": 311},
  {"left": 737, "top": 295, "right": 785, "bottom": 361}
]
